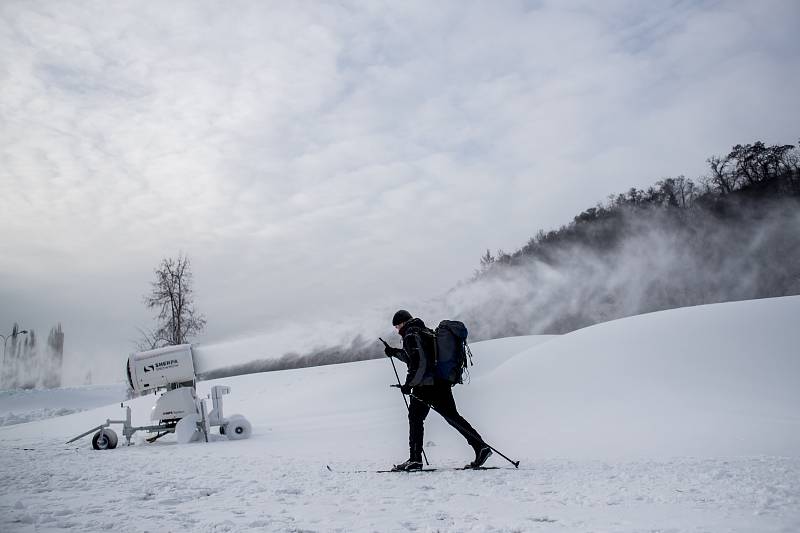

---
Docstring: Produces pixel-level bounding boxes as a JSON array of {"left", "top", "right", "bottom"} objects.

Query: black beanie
[{"left": 392, "top": 309, "right": 413, "bottom": 326}]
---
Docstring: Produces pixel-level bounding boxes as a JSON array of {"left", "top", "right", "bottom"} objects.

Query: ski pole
[
  {"left": 409, "top": 392, "right": 520, "bottom": 468},
  {"left": 379, "top": 338, "right": 429, "bottom": 466}
]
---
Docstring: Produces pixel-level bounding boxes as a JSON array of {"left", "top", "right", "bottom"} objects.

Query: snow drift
[{"left": 467, "top": 295, "right": 800, "bottom": 458}]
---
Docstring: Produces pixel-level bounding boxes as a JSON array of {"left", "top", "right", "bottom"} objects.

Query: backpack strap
[
  {"left": 408, "top": 326, "right": 437, "bottom": 363},
  {"left": 417, "top": 327, "right": 438, "bottom": 364}
]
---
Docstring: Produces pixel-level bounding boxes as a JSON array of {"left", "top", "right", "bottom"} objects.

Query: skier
[{"left": 384, "top": 309, "right": 492, "bottom": 471}]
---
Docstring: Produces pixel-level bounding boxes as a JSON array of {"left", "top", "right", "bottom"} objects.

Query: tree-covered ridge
[{"left": 479, "top": 140, "right": 800, "bottom": 271}]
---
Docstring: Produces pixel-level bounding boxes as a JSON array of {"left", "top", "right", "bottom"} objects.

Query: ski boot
[
  {"left": 465, "top": 446, "right": 492, "bottom": 469},
  {"left": 391, "top": 459, "right": 423, "bottom": 472}
]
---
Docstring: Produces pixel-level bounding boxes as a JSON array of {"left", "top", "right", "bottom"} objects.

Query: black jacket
[{"left": 392, "top": 318, "right": 436, "bottom": 388}]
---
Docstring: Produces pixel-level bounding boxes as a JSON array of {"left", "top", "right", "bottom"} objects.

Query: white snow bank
[
  {"left": 0, "top": 385, "right": 127, "bottom": 427},
  {"left": 0, "top": 407, "right": 87, "bottom": 427},
  {"left": 466, "top": 296, "right": 800, "bottom": 458}
]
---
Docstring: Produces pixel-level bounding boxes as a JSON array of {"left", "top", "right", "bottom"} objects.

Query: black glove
[
  {"left": 400, "top": 384, "right": 412, "bottom": 395},
  {"left": 384, "top": 345, "right": 395, "bottom": 357}
]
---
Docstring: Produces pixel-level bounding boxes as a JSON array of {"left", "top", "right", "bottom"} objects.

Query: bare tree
[
  {"left": 143, "top": 253, "right": 206, "bottom": 348},
  {"left": 707, "top": 154, "right": 737, "bottom": 194},
  {"left": 134, "top": 326, "right": 169, "bottom": 351},
  {"left": 672, "top": 176, "right": 697, "bottom": 209}
]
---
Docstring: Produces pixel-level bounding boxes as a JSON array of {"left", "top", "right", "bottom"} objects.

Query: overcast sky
[{"left": 1, "top": 0, "right": 798, "bottom": 383}]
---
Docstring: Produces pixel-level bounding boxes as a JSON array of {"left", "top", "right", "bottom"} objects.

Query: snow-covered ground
[{"left": 1, "top": 297, "right": 799, "bottom": 532}]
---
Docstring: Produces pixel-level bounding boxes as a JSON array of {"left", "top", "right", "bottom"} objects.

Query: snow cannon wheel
[
  {"left": 175, "top": 414, "right": 203, "bottom": 444},
  {"left": 223, "top": 415, "right": 251, "bottom": 440},
  {"left": 92, "top": 429, "right": 118, "bottom": 450}
]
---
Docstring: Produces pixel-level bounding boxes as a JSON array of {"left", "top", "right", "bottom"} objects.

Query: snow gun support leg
[
  {"left": 409, "top": 393, "right": 520, "bottom": 469},
  {"left": 65, "top": 404, "right": 137, "bottom": 449},
  {"left": 380, "top": 338, "right": 430, "bottom": 466}
]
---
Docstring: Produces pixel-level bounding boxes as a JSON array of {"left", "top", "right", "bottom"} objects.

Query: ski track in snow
[{"left": 1, "top": 440, "right": 799, "bottom": 532}]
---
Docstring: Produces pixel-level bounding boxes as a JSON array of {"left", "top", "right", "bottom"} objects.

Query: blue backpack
[{"left": 432, "top": 320, "right": 473, "bottom": 385}]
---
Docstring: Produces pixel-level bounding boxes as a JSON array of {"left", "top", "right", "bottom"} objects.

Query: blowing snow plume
[
  {"left": 195, "top": 333, "right": 377, "bottom": 381},
  {"left": 446, "top": 195, "right": 800, "bottom": 340},
  {"left": 445, "top": 141, "right": 800, "bottom": 339},
  {"left": 195, "top": 141, "right": 800, "bottom": 379}
]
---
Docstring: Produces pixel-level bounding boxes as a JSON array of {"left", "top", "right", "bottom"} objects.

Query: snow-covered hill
[{"left": 1, "top": 297, "right": 798, "bottom": 532}]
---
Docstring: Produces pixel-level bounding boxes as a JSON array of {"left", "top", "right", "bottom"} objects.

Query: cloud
[{"left": 0, "top": 0, "right": 798, "bottom": 384}]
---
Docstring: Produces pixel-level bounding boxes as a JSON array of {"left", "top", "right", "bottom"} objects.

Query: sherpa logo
[{"left": 143, "top": 359, "right": 179, "bottom": 373}]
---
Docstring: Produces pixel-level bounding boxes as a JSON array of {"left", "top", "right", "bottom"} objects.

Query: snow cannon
[{"left": 67, "top": 344, "right": 251, "bottom": 450}]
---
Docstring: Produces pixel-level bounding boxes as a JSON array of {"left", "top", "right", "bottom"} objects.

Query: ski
[
  {"left": 326, "top": 465, "right": 502, "bottom": 473},
  {"left": 376, "top": 466, "right": 502, "bottom": 473},
  {"left": 377, "top": 468, "right": 438, "bottom": 473},
  {"left": 325, "top": 465, "right": 434, "bottom": 473}
]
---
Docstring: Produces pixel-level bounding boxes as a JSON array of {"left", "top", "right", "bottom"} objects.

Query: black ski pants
[{"left": 408, "top": 381, "right": 484, "bottom": 462}]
